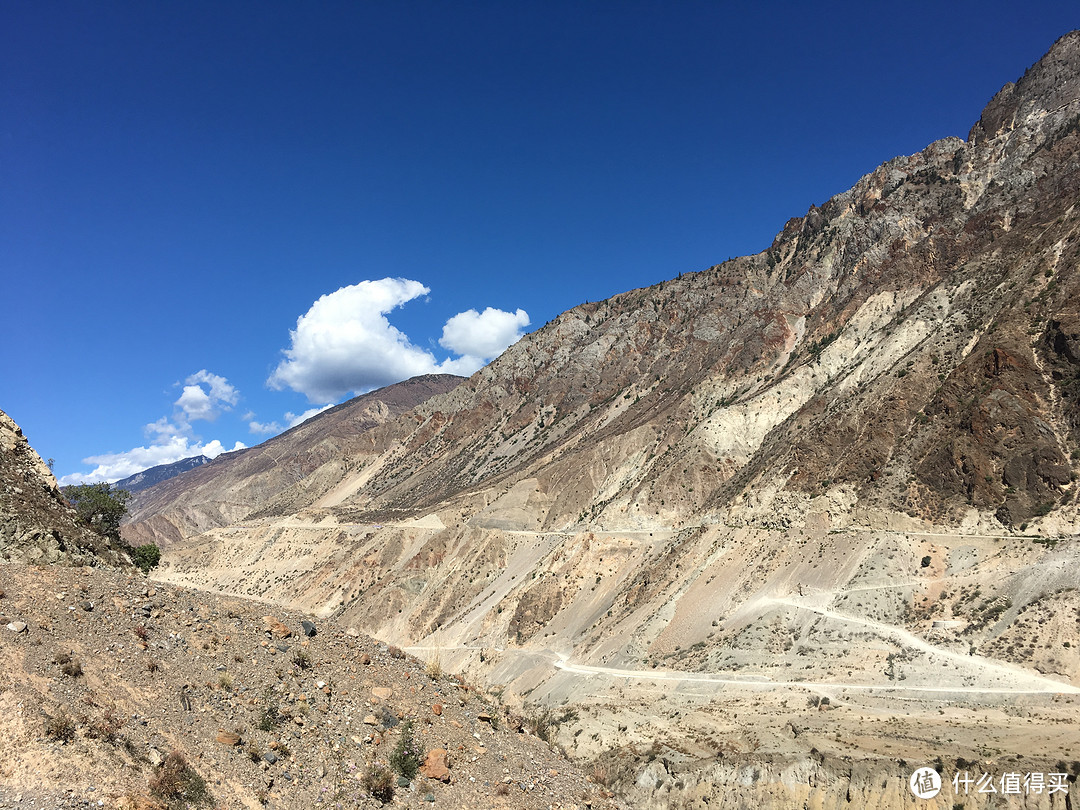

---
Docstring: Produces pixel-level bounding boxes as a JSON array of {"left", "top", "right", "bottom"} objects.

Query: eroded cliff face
[{"left": 126, "top": 32, "right": 1080, "bottom": 809}]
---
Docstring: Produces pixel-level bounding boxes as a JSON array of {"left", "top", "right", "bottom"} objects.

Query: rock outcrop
[{"left": 0, "top": 408, "right": 127, "bottom": 566}]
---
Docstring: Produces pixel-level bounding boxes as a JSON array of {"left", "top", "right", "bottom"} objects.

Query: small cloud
[
  {"left": 248, "top": 420, "right": 283, "bottom": 436},
  {"left": 174, "top": 369, "right": 240, "bottom": 423},
  {"left": 285, "top": 404, "right": 333, "bottom": 428},
  {"left": 187, "top": 370, "right": 239, "bottom": 407},
  {"left": 439, "top": 307, "right": 530, "bottom": 359}
]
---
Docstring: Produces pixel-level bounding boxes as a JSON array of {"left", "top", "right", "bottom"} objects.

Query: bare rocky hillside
[
  {"left": 0, "top": 409, "right": 127, "bottom": 568},
  {"left": 0, "top": 563, "right": 620, "bottom": 810},
  {"left": 122, "top": 375, "right": 464, "bottom": 549},
  {"left": 123, "top": 33, "right": 1080, "bottom": 808}
]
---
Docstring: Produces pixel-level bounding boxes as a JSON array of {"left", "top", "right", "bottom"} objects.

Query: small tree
[{"left": 64, "top": 483, "right": 131, "bottom": 542}]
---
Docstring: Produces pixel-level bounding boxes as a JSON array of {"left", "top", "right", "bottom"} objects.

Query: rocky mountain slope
[
  {"left": 1, "top": 409, "right": 128, "bottom": 567},
  {"left": 122, "top": 374, "right": 464, "bottom": 548},
  {"left": 125, "top": 33, "right": 1080, "bottom": 808},
  {"left": 0, "top": 562, "right": 620, "bottom": 810}
]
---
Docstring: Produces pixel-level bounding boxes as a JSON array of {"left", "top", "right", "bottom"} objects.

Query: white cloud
[
  {"left": 268, "top": 278, "right": 531, "bottom": 402},
  {"left": 285, "top": 404, "right": 334, "bottom": 428},
  {"left": 187, "top": 370, "right": 239, "bottom": 407},
  {"left": 439, "top": 307, "right": 530, "bottom": 359},
  {"left": 59, "top": 437, "right": 246, "bottom": 485},
  {"left": 175, "top": 369, "right": 239, "bottom": 422},
  {"left": 60, "top": 369, "right": 246, "bottom": 485}
]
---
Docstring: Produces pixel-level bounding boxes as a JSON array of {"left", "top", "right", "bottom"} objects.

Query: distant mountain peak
[{"left": 112, "top": 455, "right": 211, "bottom": 493}]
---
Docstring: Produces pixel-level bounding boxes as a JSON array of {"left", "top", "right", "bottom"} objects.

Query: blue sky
[{"left": 2, "top": 1, "right": 1077, "bottom": 483}]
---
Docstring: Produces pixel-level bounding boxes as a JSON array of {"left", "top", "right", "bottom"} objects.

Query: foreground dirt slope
[{"left": 0, "top": 562, "right": 620, "bottom": 810}]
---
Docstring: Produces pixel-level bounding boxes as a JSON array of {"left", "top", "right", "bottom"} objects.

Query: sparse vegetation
[
  {"left": 149, "top": 750, "right": 212, "bottom": 808},
  {"left": 361, "top": 764, "right": 395, "bottom": 804},
  {"left": 389, "top": 719, "right": 422, "bottom": 779},
  {"left": 44, "top": 709, "right": 76, "bottom": 742}
]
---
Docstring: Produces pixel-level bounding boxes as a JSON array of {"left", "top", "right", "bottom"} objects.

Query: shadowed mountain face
[{"left": 124, "top": 34, "right": 1080, "bottom": 809}]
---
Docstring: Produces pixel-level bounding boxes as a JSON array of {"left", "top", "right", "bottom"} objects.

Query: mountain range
[{"left": 19, "top": 30, "right": 1080, "bottom": 809}]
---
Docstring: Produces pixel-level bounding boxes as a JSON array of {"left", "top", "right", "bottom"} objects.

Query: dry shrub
[
  {"left": 55, "top": 652, "right": 83, "bottom": 678},
  {"left": 86, "top": 707, "right": 126, "bottom": 743},
  {"left": 425, "top": 656, "right": 443, "bottom": 680},
  {"left": 361, "top": 764, "right": 394, "bottom": 804},
  {"left": 44, "top": 709, "right": 76, "bottom": 742},
  {"left": 388, "top": 645, "right": 405, "bottom": 660},
  {"left": 149, "top": 750, "right": 211, "bottom": 808}
]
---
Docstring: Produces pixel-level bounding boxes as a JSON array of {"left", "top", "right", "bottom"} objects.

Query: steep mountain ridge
[{"left": 126, "top": 33, "right": 1080, "bottom": 809}]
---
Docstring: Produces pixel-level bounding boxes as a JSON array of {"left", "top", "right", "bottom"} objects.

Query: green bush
[
  {"left": 389, "top": 720, "right": 422, "bottom": 779},
  {"left": 132, "top": 543, "right": 161, "bottom": 573}
]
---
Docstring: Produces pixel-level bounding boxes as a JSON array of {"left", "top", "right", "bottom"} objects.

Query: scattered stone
[
  {"left": 432, "top": 703, "right": 443, "bottom": 716},
  {"left": 215, "top": 730, "right": 242, "bottom": 746},
  {"left": 359, "top": 653, "right": 372, "bottom": 665},
  {"left": 300, "top": 620, "right": 317, "bottom": 637},
  {"left": 363, "top": 714, "right": 378, "bottom": 725},
  {"left": 6, "top": 621, "right": 27, "bottom": 633},
  {"left": 477, "top": 712, "right": 492, "bottom": 723},
  {"left": 80, "top": 601, "right": 93, "bottom": 611},
  {"left": 420, "top": 748, "right": 450, "bottom": 782},
  {"left": 262, "top": 751, "right": 279, "bottom": 764},
  {"left": 262, "top": 616, "right": 292, "bottom": 639},
  {"left": 397, "top": 775, "right": 410, "bottom": 787},
  {"left": 423, "top": 793, "right": 435, "bottom": 803},
  {"left": 371, "top": 686, "right": 392, "bottom": 701}
]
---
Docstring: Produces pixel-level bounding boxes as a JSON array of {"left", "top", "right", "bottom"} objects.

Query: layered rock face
[
  {"left": 125, "top": 33, "right": 1080, "bottom": 809},
  {"left": 0, "top": 408, "right": 127, "bottom": 566}
]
